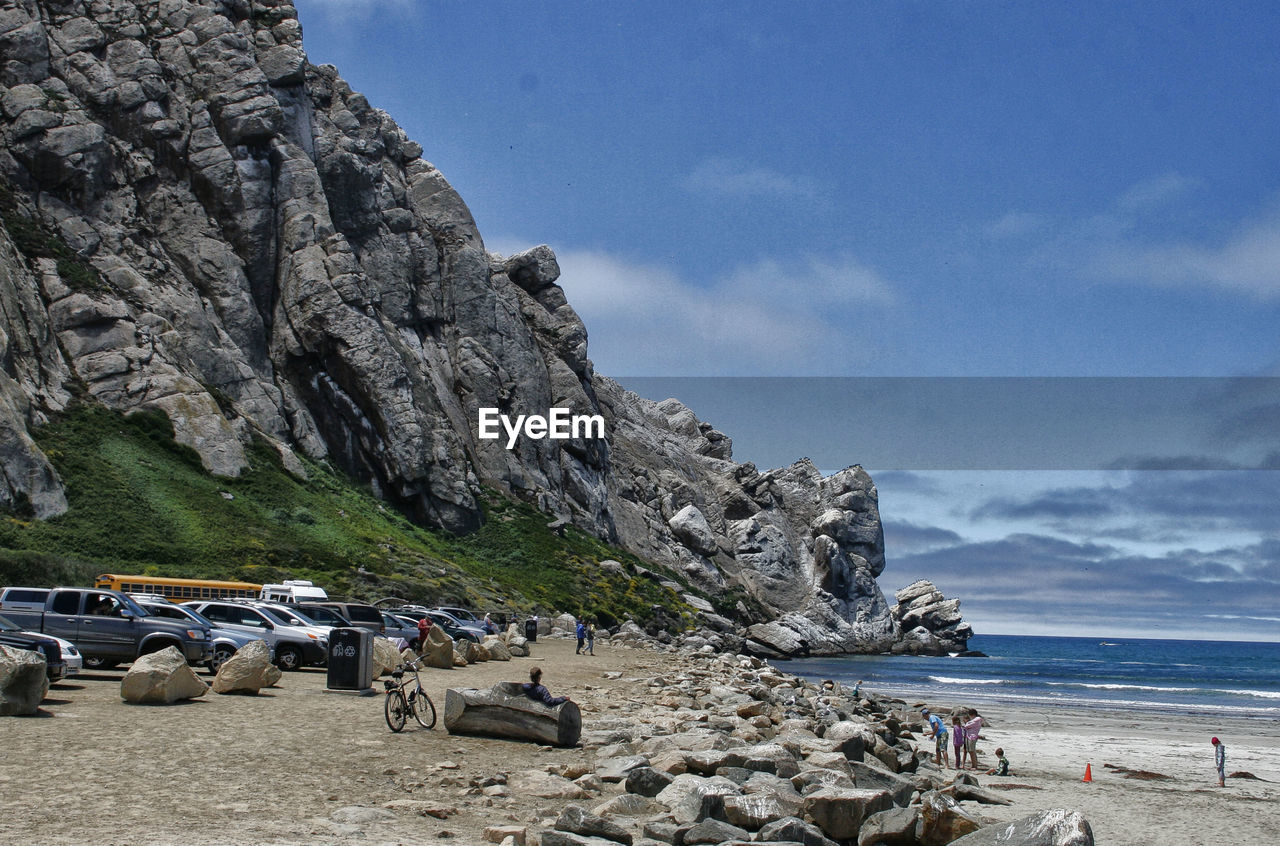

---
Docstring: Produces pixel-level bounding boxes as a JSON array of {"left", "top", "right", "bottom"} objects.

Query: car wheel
[
  {"left": 275, "top": 644, "right": 303, "bottom": 671},
  {"left": 208, "top": 645, "right": 235, "bottom": 675},
  {"left": 84, "top": 656, "right": 118, "bottom": 670}
]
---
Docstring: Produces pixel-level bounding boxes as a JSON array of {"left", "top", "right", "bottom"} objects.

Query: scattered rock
[
  {"left": 212, "top": 639, "right": 280, "bottom": 694},
  {"left": 949, "top": 808, "right": 1095, "bottom": 846},
  {"left": 803, "top": 788, "right": 894, "bottom": 841},
  {"left": 120, "top": 647, "right": 209, "bottom": 704},
  {"left": 0, "top": 644, "right": 48, "bottom": 715},
  {"left": 554, "top": 803, "right": 632, "bottom": 844},
  {"left": 917, "top": 790, "right": 984, "bottom": 846}
]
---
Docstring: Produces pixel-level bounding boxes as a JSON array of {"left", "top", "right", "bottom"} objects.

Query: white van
[{"left": 259, "top": 580, "right": 329, "bottom": 603}]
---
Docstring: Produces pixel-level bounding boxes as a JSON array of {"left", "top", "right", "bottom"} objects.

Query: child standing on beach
[
  {"left": 1212, "top": 737, "right": 1225, "bottom": 787},
  {"left": 964, "top": 708, "right": 986, "bottom": 770},
  {"left": 951, "top": 715, "right": 965, "bottom": 768},
  {"left": 922, "top": 708, "right": 949, "bottom": 768}
]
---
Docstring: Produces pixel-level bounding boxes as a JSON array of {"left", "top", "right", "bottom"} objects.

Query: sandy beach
[
  {"left": 3, "top": 637, "right": 1277, "bottom": 845},
  {"left": 938, "top": 702, "right": 1280, "bottom": 846}
]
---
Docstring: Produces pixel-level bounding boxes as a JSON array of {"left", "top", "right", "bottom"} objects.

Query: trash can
[
  {"left": 326, "top": 627, "right": 374, "bottom": 691},
  {"left": 524, "top": 618, "right": 538, "bottom": 642}
]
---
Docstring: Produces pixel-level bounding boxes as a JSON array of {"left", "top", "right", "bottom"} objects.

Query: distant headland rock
[{"left": 0, "top": 0, "right": 966, "bottom": 655}]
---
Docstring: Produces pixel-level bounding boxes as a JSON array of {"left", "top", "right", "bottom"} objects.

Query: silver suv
[
  {"left": 186, "top": 600, "right": 328, "bottom": 670},
  {"left": 136, "top": 599, "right": 271, "bottom": 674}
]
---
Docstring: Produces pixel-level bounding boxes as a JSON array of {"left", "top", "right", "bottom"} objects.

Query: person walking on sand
[
  {"left": 1212, "top": 737, "right": 1226, "bottom": 787},
  {"left": 586, "top": 621, "right": 595, "bottom": 656},
  {"left": 922, "top": 708, "right": 949, "bottom": 767},
  {"left": 951, "top": 715, "right": 966, "bottom": 768},
  {"left": 964, "top": 708, "right": 986, "bottom": 770},
  {"left": 575, "top": 619, "right": 586, "bottom": 654}
]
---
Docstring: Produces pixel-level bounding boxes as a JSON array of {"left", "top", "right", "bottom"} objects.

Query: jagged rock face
[
  {"left": 0, "top": 0, "right": 895, "bottom": 651},
  {"left": 890, "top": 580, "right": 973, "bottom": 654}
]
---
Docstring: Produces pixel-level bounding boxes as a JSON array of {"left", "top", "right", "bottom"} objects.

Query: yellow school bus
[{"left": 94, "top": 574, "right": 263, "bottom": 603}]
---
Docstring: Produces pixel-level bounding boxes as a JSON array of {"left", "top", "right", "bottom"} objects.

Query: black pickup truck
[
  {"left": 0, "top": 587, "right": 211, "bottom": 670},
  {"left": 0, "top": 613, "right": 67, "bottom": 680}
]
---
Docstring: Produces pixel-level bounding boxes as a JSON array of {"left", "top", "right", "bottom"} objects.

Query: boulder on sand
[
  {"left": 422, "top": 624, "right": 455, "bottom": 669},
  {"left": 0, "top": 644, "right": 49, "bottom": 715},
  {"left": 372, "top": 637, "right": 402, "bottom": 676},
  {"left": 949, "top": 808, "right": 1095, "bottom": 846},
  {"left": 121, "top": 646, "right": 209, "bottom": 704},
  {"left": 212, "top": 639, "right": 280, "bottom": 694}
]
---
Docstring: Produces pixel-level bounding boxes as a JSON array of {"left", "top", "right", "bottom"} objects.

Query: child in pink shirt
[{"left": 964, "top": 709, "right": 986, "bottom": 770}]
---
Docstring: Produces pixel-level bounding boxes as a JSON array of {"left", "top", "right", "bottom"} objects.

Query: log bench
[{"left": 444, "top": 681, "right": 582, "bottom": 746}]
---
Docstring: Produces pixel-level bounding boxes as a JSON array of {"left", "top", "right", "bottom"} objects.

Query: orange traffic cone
[{"left": 1082, "top": 763, "right": 1093, "bottom": 783}]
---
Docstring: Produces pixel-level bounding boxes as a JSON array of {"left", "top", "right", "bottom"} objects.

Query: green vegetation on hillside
[
  {"left": 0, "top": 403, "right": 704, "bottom": 629},
  {"left": 0, "top": 179, "right": 103, "bottom": 292}
]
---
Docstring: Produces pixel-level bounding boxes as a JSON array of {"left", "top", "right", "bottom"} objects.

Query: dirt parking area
[{"left": 2, "top": 638, "right": 662, "bottom": 846}]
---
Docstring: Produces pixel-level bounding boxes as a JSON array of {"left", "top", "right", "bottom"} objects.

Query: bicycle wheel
[
  {"left": 410, "top": 686, "right": 436, "bottom": 729},
  {"left": 384, "top": 689, "right": 407, "bottom": 732}
]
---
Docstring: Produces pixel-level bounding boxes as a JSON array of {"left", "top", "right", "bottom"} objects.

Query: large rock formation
[
  {"left": 890, "top": 580, "right": 973, "bottom": 655},
  {"left": 0, "top": 0, "right": 897, "bottom": 652}
]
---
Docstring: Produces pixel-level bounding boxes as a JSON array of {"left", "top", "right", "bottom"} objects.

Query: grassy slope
[{"left": 0, "top": 403, "right": 706, "bottom": 629}]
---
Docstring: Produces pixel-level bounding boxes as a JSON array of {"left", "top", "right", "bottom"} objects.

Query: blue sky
[{"left": 296, "top": 1, "right": 1280, "bottom": 640}]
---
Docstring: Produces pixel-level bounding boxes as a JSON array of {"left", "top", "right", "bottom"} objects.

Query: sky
[{"left": 295, "top": 1, "right": 1280, "bottom": 641}]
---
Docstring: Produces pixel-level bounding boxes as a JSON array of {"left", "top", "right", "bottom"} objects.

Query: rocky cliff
[{"left": 0, "top": 0, "right": 901, "bottom": 653}]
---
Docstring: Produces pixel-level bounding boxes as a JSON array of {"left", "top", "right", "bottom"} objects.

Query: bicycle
[{"left": 383, "top": 655, "right": 437, "bottom": 732}]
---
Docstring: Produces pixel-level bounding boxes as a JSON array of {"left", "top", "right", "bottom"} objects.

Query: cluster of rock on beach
[{"left": 451, "top": 629, "right": 1092, "bottom": 846}]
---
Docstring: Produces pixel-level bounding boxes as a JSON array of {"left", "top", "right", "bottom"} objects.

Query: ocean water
[{"left": 784, "top": 634, "right": 1280, "bottom": 718}]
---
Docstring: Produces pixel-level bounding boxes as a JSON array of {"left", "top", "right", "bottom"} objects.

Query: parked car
[
  {"left": 278, "top": 603, "right": 351, "bottom": 629},
  {"left": 380, "top": 612, "right": 420, "bottom": 647},
  {"left": 185, "top": 600, "right": 328, "bottom": 670},
  {"left": 424, "top": 610, "right": 484, "bottom": 643},
  {"left": 259, "top": 580, "right": 328, "bottom": 603},
  {"left": 434, "top": 605, "right": 480, "bottom": 624},
  {"left": 0, "top": 612, "right": 68, "bottom": 680},
  {"left": 0, "top": 586, "right": 52, "bottom": 612},
  {"left": 135, "top": 598, "right": 270, "bottom": 675},
  {"left": 297, "top": 601, "right": 385, "bottom": 633},
  {"left": 1, "top": 587, "right": 212, "bottom": 671},
  {"left": 389, "top": 607, "right": 481, "bottom": 643},
  {"left": 42, "top": 633, "right": 82, "bottom": 678}
]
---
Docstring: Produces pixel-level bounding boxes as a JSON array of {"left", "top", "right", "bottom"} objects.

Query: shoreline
[
  {"left": 4, "top": 635, "right": 1277, "bottom": 845},
  {"left": 926, "top": 699, "right": 1280, "bottom": 846}
]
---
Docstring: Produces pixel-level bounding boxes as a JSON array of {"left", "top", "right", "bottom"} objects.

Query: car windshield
[
  {"left": 260, "top": 606, "right": 311, "bottom": 627},
  {"left": 116, "top": 594, "right": 149, "bottom": 617},
  {"left": 147, "top": 603, "right": 213, "bottom": 627},
  {"left": 300, "top": 607, "right": 348, "bottom": 625}
]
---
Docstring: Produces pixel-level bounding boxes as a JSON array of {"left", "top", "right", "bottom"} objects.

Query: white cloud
[
  {"left": 1115, "top": 173, "right": 1200, "bottom": 212},
  {"left": 991, "top": 175, "right": 1280, "bottom": 300},
  {"left": 1095, "top": 204, "right": 1280, "bottom": 299},
  {"left": 984, "top": 211, "right": 1047, "bottom": 239},
  {"left": 683, "top": 157, "right": 818, "bottom": 202},
  {"left": 524, "top": 248, "right": 899, "bottom": 375}
]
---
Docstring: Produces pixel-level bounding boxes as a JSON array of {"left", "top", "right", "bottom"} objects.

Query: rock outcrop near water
[
  {"left": 0, "top": 0, "right": 899, "bottom": 652},
  {"left": 890, "top": 580, "right": 974, "bottom": 655}
]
